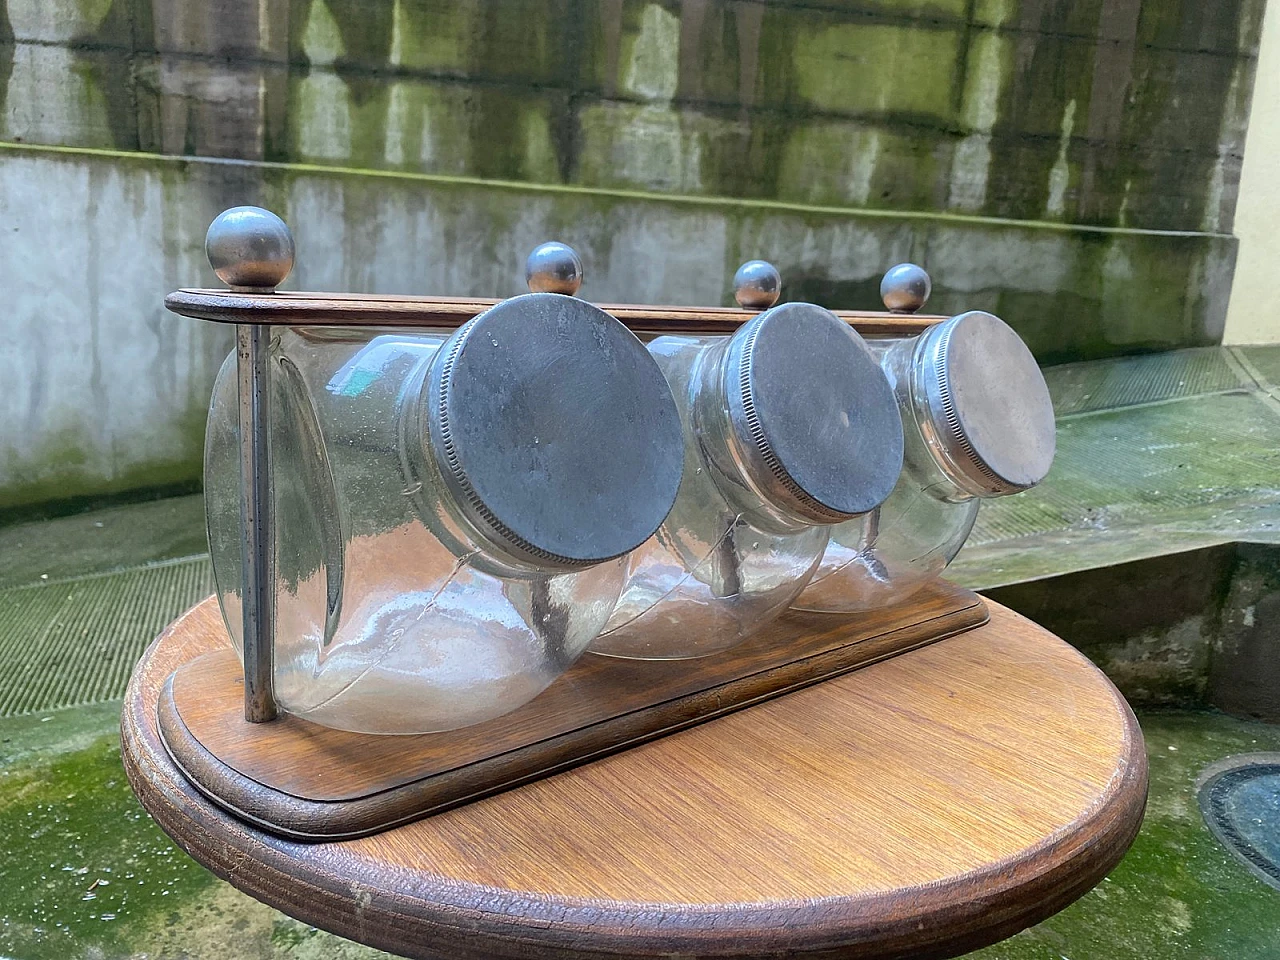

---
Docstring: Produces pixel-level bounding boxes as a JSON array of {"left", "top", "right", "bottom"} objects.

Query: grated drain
[
  {"left": 0, "top": 556, "right": 216, "bottom": 716},
  {"left": 1199, "top": 754, "right": 1280, "bottom": 892},
  {"left": 1044, "top": 348, "right": 1250, "bottom": 417}
]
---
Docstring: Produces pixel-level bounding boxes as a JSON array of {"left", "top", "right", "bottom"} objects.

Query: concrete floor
[
  {"left": 953, "top": 344, "right": 1280, "bottom": 589},
  {"left": 2, "top": 346, "right": 1280, "bottom": 958}
]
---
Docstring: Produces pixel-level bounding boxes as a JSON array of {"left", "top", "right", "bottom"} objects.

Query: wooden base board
[
  {"left": 158, "top": 581, "right": 986, "bottom": 841},
  {"left": 126, "top": 597, "right": 1147, "bottom": 960}
]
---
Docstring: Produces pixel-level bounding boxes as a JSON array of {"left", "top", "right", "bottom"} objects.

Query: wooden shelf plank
[{"left": 165, "top": 288, "right": 943, "bottom": 336}]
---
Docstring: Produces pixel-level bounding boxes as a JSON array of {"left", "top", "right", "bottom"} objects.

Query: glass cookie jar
[
  {"left": 205, "top": 293, "right": 684, "bottom": 734},
  {"left": 590, "top": 300, "right": 905, "bottom": 660},
  {"left": 794, "top": 310, "right": 1055, "bottom": 613}
]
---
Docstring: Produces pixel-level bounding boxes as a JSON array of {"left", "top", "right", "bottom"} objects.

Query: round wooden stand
[{"left": 122, "top": 597, "right": 1147, "bottom": 960}]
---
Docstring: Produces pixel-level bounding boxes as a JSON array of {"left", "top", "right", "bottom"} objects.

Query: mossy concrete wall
[
  {"left": 0, "top": 0, "right": 1263, "bottom": 510},
  {"left": 0, "top": 0, "right": 1263, "bottom": 233},
  {"left": 0, "top": 144, "right": 1237, "bottom": 514},
  {"left": 985, "top": 541, "right": 1280, "bottom": 722}
]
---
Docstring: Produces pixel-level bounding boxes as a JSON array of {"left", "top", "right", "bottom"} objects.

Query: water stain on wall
[{"left": 0, "top": 0, "right": 1264, "bottom": 231}]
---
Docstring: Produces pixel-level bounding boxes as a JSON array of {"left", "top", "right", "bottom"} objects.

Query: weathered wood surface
[
  {"left": 123, "top": 597, "right": 1147, "bottom": 960},
  {"left": 159, "top": 583, "right": 986, "bottom": 839}
]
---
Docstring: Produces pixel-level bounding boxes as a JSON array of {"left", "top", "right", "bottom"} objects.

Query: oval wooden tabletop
[{"left": 122, "top": 597, "right": 1147, "bottom": 960}]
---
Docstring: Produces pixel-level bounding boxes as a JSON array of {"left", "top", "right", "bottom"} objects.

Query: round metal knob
[
  {"left": 733, "top": 260, "right": 781, "bottom": 309},
  {"left": 880, "top": 263, "right": 931, "bottom": 314},
  {"left": 525, "top": 242, "right": 584, "bottom": 296},
  {"left": 205, "top": 206, "right": 295, "bottom": 292}
]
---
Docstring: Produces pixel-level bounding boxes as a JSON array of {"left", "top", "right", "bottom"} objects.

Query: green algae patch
[
  {"left": 0, "top": 705, "right": 394, "bottom": 958},
  {"left": 0, "top": 706, "right": 217, "bottom": 959},
  {"left": 0, "top": 0, "right": 1268, "bottom": 232},
  {"left": 790, "top": 20, "right": 961, "bottom": 121}
]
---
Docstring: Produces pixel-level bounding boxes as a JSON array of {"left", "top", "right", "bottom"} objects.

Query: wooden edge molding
[{"left": 164, "top": 288, "right": 943, "bottom": 337}]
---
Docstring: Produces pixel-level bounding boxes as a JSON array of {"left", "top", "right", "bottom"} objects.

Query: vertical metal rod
[{"left": 236, "top": 323, "right": 278, "bottom": 723}]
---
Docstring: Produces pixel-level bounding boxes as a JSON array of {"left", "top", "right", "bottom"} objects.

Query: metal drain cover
[{"left": 1198, "top": 753, "right": 1280, "bottom": 891}]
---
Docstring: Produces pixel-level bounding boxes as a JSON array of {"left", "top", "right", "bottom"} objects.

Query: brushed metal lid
[
  {"left": 427, "top": 293, "right": 684, "bottom": 569},
  {"left": 725, "top": 302, "right": 904, "bottom": 523},
  {"left": 913, "top": 311, "right": 1055, "bottom": 497}
]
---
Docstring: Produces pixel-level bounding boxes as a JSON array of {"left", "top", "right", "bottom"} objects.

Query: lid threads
[
  {"left": 915, "top": 311, "right": 1056, "bottom": 498},
  {"left": 735, "top": 315, "right": 861, "bottom": 524},
  {"left": 428, "top": 293, "right": 684, "bottom": 571}
]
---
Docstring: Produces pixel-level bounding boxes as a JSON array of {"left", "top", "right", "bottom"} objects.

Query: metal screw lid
[
  {"left": 427, "top": 292, "right": 684, "bottom": 570},
  {"left": 724, "top": 302, "right": 905, "bottom": 523},
  {"left": 913, "top": 311, "right": 1056, "bottom": 497}
]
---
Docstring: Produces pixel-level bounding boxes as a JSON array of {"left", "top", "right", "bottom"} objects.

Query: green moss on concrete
[
  {"left": 380, "top": 80, "right": 475, "bottom": 174},
  {"left": 1239, "top": 345, "right": 1280, "bottom": 387},
  {"left": 0, "top": 708, "right": 217, "bottom": 959},
  {"left": 776, "top": 122, "right": 884, "bottom": 207},
  {"left": 614, "top": 1, "right": 680, "bottom": 101},
  {"left": 985, "top": 547, "right": 1235, "bottom": 707},
  {"left": 287, "top": 2, "right": 567, "bottom": 182},
  {"left": 2, "top": 0, "right": 1269, "bottom": 231},
  {"left": 0, "top": 417, "right": 204, "bottom": 518},
  {"left": 389, "top": 0, "right": 473, "bottom": 73},
  {"left": 69, "top": 0, "right": 141, "bottom": 151},
  {"left": 0, "top": 5, "right": 15, "bottom": 123},
  {"left": 791, "top": 20, "right": 962, "bottom": 121},
  {"left": 1210, "top": 543, "right": 1280, "bottom": 721},
  {"left": 0, "top": 704, "right": 392, "bottom": 959},
  {"left": 0, "top": 494, "right": 207, "bottom": 589},
  {"left": 70, "top": 0, "right": 119, "bottom": 38},
  {"left": 873, "top": 0, "right": 969, "bottom": 16},
  {"left": 970, "top": 710, "right": 1280, "bottom": 960},
  {"left": 972, "top": 0, "right": 1018, "bottom": 28},
  {"left": 575, "top": 100, "right": 708, "bottom": 193}
]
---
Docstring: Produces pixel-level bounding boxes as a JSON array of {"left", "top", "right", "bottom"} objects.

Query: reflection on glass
[
  {"left": 592, "top": 335, "right": 843, "bottom": 660},
  {"left": 796, "top": 312, "right": 1053, "bottom": 613},
  {"left": 205, "top": 329, "right": 624, "bottom": 734}
]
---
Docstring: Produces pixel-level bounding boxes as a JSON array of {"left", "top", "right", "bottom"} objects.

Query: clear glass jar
[
  {"left": 795, "top": 311, "right": 1055, "bottom": 613},
  {"left": 591, "top": 302, "right": 904, "bottom": 659},
  {"left": 205, "top": 293, "right": 684, "bottom": 733}
]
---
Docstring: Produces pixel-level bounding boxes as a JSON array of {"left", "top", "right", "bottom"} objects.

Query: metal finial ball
[
  {"left": 205, "top": 206, "right": 295, "bottom": 291},
  {"left": 525, "top": 242, "right": 583, "bottom": 296},
  {"left": 880, "top": 263, "right": 931, "bottom": 314},
  {"left": 733, "top": 260, "right": 781, "bottom": 309}
]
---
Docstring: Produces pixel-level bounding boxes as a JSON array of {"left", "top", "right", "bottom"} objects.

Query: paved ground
[
  {"left": 953, "top": 344, "right": 1280, "bottom": 589},
  {"left": 1, "top": 345, "right": 1279, "bottom": 958}
]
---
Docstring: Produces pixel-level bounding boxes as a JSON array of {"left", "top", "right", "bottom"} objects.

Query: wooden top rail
[{"left": 165, "top": 289, "right": 944, "bottom": 337}]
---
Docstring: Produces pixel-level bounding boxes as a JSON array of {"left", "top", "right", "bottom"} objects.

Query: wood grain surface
[
  {"left": 164, "top": 288, "right": 942, "bottom": 336},
  {"left": 123, "top": 596, "right": 1147, "bottom": 960},
  {"left": 157, "top": 583, "right": 986, "bottom": 839}
]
